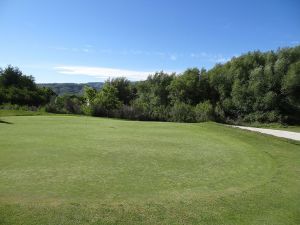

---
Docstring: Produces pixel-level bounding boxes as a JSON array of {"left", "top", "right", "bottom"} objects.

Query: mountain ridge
[{"left": 38, "top": 82, "right": 103, "bottom": 95}]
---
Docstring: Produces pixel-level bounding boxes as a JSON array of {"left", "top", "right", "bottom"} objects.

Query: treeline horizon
[
  {"left": 38, "top": 82, "right": 103, "bottom": 96},
  {"left": 1, "top": 45, "right": 300, "bottom": 124}
]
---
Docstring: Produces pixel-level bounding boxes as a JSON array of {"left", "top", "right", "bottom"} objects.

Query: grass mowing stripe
[{"left": 0, "top": 115, "right": 299, "bottom": 225}]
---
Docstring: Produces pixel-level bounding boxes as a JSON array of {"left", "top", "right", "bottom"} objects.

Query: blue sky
[{"left": 0, "top": 0, "right": 299, "bottom": 83}]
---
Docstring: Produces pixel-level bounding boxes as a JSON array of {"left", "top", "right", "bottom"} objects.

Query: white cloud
[
  {"left": 50, "top": 45, "right": 93, "bottom": 53},
  {"left": 215, "top": 57, "right": 231, "bottom": 63},
  {"left": 54, "top": 65, "right": 154, "bottom": 81},
  {"left": 51, "top": 46, "right": 68, "bottom": 51},
  {"left": 170, "top": 54, "right": 177, "bottom": 61},
  {"left": 190, "top": 52, "right": 231, "bottom": 63},
  {"left": 190, "top": 52, "right": 208, "bottom": 58}
]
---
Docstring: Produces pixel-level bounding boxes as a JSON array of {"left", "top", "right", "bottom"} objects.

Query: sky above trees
[{"left": 0, "top": 0, "right": 299, "bottom": 83}]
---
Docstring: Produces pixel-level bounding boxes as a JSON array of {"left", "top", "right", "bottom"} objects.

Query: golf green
[{"left": 0, "top": 115, "right": 299, "bottom": 225}]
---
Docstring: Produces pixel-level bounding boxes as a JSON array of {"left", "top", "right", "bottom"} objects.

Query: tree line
[
  {"left": 1, "top": 46, "right": 299, "bottom": 124},
  {"left": 0, "top": 66, "right": 54, "bottom": 107}
]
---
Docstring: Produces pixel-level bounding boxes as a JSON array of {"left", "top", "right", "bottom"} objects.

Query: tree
[
  {"left": 0, "top": 65, "right": 55, "bottom": 106},
  {"left": 109, "top": 77, "right": 134, "bottom": 105},
  {"left": 132, "top": 72, "right": 175, "bottom": 120},
  {"left": 2, "top": 46, "right": 300, "bottom": 125},
  {"left": 194, "top": 101, "right": 214, "bottom": 122},
  {"left": 168, "top": 68, "right": 201, "bottom": 105},
  {"left": 0, "top": 65, "right": 36, "bottom": 90},
  {"left": 282, "top": 61, "right": 300, "bottom": 105},
  {"left": 83, "top": 86, "right": 97, "bottom": 106},
  {"left": 170, "top": 101, "right": 195, "bottom": 122},
  {"left": 92, "top": 84, "right": 121, "bottom": 116}
]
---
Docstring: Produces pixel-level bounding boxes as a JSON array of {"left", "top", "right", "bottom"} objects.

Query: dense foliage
[
  {"left": 0, "top": 66, "right": 55, "bottom": 106},
  {"left": 1, "top": 46, "right": 300, "bottom": 124},
  {"left": 79, "top": 46, "right": 300, "bottom": 124}
]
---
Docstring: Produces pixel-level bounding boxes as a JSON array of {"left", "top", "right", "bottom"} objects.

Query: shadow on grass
[{"left": 0, "top": 119, "right": 13, "bottom": 124}]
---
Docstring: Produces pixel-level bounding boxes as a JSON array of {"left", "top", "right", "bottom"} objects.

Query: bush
[
  {"left": 243, "top": 110, "right": 282, "bottom": 123},
  {"left": 170, "top": 102, "right": 195, "bottom": 122},
  {"left": 214, "top": 102, "right": 225, "bottom": 122},
  {"left": 90, "top": 104, "right": 109, "bottom": 117},
  {"left": 0, "top": 103, "right": 39, "bottom": 111},
  {"left": 112, "top": 105, "right": 141, "bottom": 120},
  {"left": 194, "top": 101, "right": 214, "bottom": 122},
  {"left": 45, "top": 103, "right": 60, "bottom": 113},
  {"left": 45, "top": 95, "right": 84, "bottom": 114}
]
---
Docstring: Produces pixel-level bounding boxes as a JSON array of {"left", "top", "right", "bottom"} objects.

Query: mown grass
[
  {"left": 0, "top": 115, "right": 299, "bottom": 225},
  {"left": 0, "top": 109, "right": 50, "bottom": 117}
]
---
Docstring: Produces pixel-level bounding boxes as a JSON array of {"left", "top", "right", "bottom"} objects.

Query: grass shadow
[{"left": 0, "top": 119, "right": 13, "bottom": 124}]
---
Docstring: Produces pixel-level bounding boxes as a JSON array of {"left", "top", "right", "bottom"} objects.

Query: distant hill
[{"left": 38, "top": 82, "right": 103, "bottom": 95}]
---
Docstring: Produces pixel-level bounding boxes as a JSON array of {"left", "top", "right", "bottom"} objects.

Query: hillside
[{"left": 38, "top": 82, "right": 103, "bottom": 95}]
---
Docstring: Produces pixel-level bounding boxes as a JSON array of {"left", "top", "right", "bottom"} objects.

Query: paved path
[{"left": 232, "top": 126, "right": 300, "bottom": 141}]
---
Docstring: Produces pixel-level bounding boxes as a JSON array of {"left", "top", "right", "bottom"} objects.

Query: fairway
[{"left": 0, "top": 116, "right": 299, "bottom": 225}]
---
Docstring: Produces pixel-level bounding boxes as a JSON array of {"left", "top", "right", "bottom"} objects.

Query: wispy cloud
[
  {"left": 170, "top": 54, "right": 177, "bottom": 61},
  {"left": 54, "top": 66, "right": 154, "bottom": 80},
  {"left": 273, "top": 40, "right": 300, "bottom": 47},
  {"left": 115, "top": 50, "right": 230, "bottom": 63},
  {"left": 50, "top": 45, "right": 93, "bottom": 53},
  {"left": 190, "top": 52, "right": 231, "bottom": 63},
  {"left": 50, "top": 45, "right": 231, "bottom": 64},
  {"left": 215, "top": 56, "right": 231, "bottom": 63}
]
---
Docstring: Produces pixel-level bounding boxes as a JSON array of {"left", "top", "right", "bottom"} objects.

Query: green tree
[
  {"left": 0, "top": 65, "right": 55, "bottom": 106},
  {"left": 168, "top": 68, "right": 201, "bottom": 105},
  {"left": 282, "top": 61, "right": 300, "bottom": 105},
  {"left": 194, "top": 101, "right": 214, "bottom": 122},
  {"left": 170, "top": 101, "right": 195, "bottom": 122},
  {"left": 109, "top": 77, "right": 134, "bottom": 105},
  {"left": 92, "top": 84, "right": 121, "bottom": 116},
  {"left": 83, "top": 86, "right": 97, "bottom": 105}
]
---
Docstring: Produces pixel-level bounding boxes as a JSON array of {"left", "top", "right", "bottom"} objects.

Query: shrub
[
  {"left": 214, "top": 102, "right": 225, "bottom": 122},
  {"left": 45, "top": 95, "right": 84, "bottom": 114},
  {"left": 194, "top": 101, "right": 214, "bottom": 122},
  {"left": 170, "top": 102, "right": 195, "bottom": 122},
  {"left": 112, "top": 105, "right": 140, "bottom": 120},
  {"left": 243, "top": 111, "right": 282, "bottom": 123}
]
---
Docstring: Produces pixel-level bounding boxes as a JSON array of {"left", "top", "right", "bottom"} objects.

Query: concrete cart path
[{"left": 231, "top": 126, "right": 300, "bottom": 141}]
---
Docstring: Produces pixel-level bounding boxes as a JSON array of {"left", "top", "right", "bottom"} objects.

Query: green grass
[
  {"left": 0, "top": 115, "right": 299, "bottom": 225},
  {"left": 0, "top": 109, "right": 50, "bottom": 117}
]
